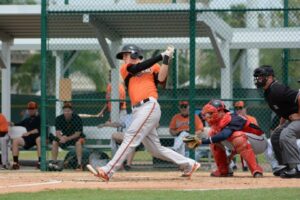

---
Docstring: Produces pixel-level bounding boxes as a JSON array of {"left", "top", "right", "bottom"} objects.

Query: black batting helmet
[{"left": 116, "top": 44, "right": 143, "bottom": 60}]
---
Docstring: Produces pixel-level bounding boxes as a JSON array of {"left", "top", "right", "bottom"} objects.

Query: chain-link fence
[{"left": 41, "top": 0, "right": 300, "bottom": 171}]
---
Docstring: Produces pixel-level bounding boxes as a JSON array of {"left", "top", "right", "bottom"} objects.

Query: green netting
[{"left": 41, "top": 0, "right": 300, "bottom": 170}]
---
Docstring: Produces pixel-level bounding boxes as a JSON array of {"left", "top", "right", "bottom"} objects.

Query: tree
[{"left": 70, "top": 51, "right": 110, "bottom": 93}]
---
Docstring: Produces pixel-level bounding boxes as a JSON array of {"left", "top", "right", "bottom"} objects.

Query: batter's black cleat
[{"left": 272, "top": 165, "right": 287, "bottom": 176}]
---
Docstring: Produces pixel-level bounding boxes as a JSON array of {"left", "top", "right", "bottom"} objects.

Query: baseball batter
[{"left": 87, "top": 44, "right": 200, "bottom": 181}]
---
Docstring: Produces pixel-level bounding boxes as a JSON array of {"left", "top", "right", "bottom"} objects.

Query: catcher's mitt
[{"left": 183, "top": 135, "right": 202, "bottom": 149}]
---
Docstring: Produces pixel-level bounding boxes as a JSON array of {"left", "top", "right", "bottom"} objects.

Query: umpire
[{"left": 253, "top": 65, "right": 300, "bottom": 178}]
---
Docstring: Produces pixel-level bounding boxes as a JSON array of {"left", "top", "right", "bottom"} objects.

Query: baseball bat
[{"left": 78, "top": 114, "right": 100, "bottom": 118}]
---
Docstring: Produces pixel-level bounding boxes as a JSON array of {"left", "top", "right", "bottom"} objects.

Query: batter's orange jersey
[
  {"left": 120, "top": 63, "right": 160, "bottom": 105},
  {"left": 106, "top": 83, "right": 127, "bottom": 112},
  {"left": 246, "top": 114, "right": 258, "bottom": 126},
  {"left": 169, "top": 114, "right": 204, "bottom": 133}
]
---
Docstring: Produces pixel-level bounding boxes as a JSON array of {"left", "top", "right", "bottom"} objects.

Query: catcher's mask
[
  {"left": 202, "top": 99, "right": 228, "bottom": 125},
  {"left": 253, "top": 65, "right": 274, "bottom": 88},
  {"left": 116, "top": 44, "right": 143, "bottom": 60}
]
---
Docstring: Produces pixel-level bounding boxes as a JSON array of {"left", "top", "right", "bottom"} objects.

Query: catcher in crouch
[{"left": 184, "top": 99, "right": 267, "bottom": 178}]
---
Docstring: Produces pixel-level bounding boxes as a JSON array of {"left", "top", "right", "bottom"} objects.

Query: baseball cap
[
  {"left": 179, "top": 101, "right": 189, "bottom": 105},
  {"left": 234, "top": 101, "right": 245, "bottom": 108},
  {"left": 27, "top": 101, "right": 38, "bottom": 109},
  {"left": 62, "top": 101, "right": 73, "bottom": 109}
]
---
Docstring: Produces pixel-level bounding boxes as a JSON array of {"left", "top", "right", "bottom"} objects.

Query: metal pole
[
  {"left": 282, "top": 0, "right": 289, "bottom": 85},
  {"left": 189, "top": 0, "right": 196, "bottom": 159},
  {"left": 40, "top": 0, "right": 47, "bottom": 171}
]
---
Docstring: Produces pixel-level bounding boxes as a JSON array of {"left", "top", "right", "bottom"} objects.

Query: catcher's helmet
[
  {"left": 209, "top": 99, "right": 229, "bottom": 112},
  {"left": 202, "top": 100, "right": 229, "bottom": 126},
  {"left": 116, "top": 44, "right": 143, "bottom": 60}
]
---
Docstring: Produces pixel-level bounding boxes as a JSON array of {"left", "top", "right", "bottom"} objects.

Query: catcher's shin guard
[
  {"left": 230, "top": 132, "right": 263, "bottom": 177},
  {"left": 210, "top": 143, "right": 230, "bottom": 176}
]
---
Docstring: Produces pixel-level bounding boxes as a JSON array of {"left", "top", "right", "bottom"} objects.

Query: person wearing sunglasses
[
  {"left": 169, "top": 101, "right": 204, "bottom": 156},
  {"left": 234, "top": 101, "right": 258, "bottom": 126},
  {"left": 10, "top": 101, "right": 41, "bottom": 170}
]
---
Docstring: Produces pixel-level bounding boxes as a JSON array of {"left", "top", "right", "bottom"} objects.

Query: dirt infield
[{"left": 0, "top": 170, "right": 300, "bottom": 194}]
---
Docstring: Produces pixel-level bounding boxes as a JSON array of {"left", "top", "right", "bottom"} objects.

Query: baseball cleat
[
  {"left": 86, "top": 164, "right": 109, "bottom": 182},
  {"left": 253, "top": 172, "right": 263, "bottom": 178},
  {"left": 210, "top": 170, "right": 234, "bottom": 177},
  {"left": 273, "top": 165, "right": 287, "bottom": 176},
  {"left": 181, "top": 162, "right": 201, "bottom": 178}
]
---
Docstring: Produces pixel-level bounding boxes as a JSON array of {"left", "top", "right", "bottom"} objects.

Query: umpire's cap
[
  {"left": 116, "top": 44, "right": 143, "bottom": 60},
  {"left": 62, "top": 101, "right": 73, "bottom": 109},
  {"left": 253, "top": 65, "right": 275, "bottom": 77}
]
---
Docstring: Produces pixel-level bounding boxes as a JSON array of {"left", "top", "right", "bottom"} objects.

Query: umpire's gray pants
[{"left": 271, "top": 120, "right": 300, "bottom": 166}]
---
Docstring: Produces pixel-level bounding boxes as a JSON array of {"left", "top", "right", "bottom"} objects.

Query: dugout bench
[{"left": 48, "top": 126, "right": 212, "bottom": 169}]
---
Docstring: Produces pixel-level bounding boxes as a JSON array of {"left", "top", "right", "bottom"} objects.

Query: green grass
[
  {"left": 18, "top": 150, "right": 153, "bottom": 162},
  {"left": 19, "top": 151, "right": 68, "bottom": 160},
  {"left": 0, "top": 188, "right": 300, "bottom": 200}
]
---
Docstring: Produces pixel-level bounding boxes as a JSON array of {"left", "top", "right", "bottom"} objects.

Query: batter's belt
[{"left": 132, "top": 98, "right": 150, "bottom": 109}]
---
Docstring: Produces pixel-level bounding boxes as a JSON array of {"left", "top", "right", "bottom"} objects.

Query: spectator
[
  {"left": 234, "top": 101, "right": 258, "bottom": 125},
  {"left": 50, "top": 102, "right": 84, "bottom": 171},
  {"left": 0, "top": 113, "right": 9, "bottom": 169},
  {"left": 169, "top": 101, "right": 204, "bottom": 156},
  {"left": 11, "top": 101, "right": 41, "bottom": 170},
  {"left": 253, "top": 65, "right": 300, "bottom": 178}
]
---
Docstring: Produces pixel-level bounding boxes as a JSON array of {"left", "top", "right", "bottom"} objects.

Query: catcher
[{"left": 184, "top": 99, "right": 267, "bottom": 178}]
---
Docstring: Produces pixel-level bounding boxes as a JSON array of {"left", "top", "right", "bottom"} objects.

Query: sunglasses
[
  {"left": 234, "top": 106, "right": 244, "bottom": 110},
  {"left": 180, "top": 105, "right": 188, "bottom": 109}
]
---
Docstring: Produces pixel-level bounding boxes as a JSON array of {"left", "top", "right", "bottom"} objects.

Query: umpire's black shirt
[{"left": 264, "top": 81, "right": 299, "bottom": 120}]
